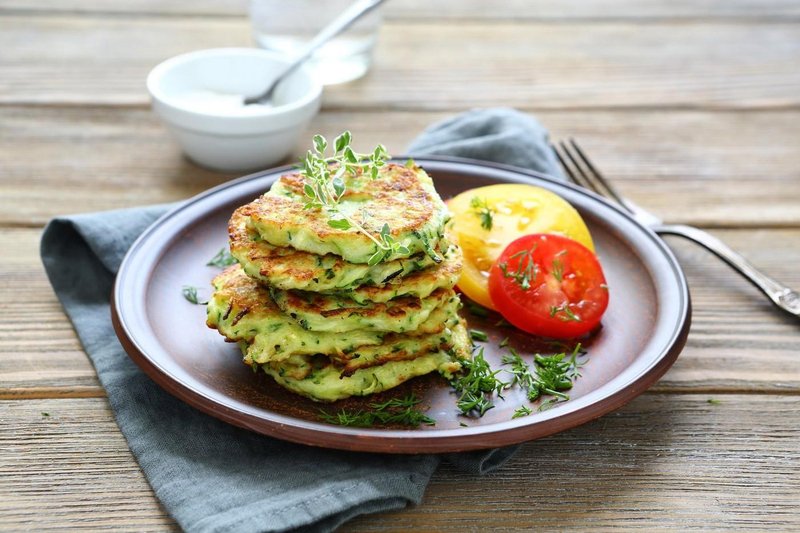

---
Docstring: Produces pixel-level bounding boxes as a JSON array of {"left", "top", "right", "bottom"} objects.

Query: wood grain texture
[
  {"left": 0, "top": 228, "right": 101, "bottom": 397},
  {"left": 2, "top": 16, "right": 800, "bottom": 109},
  {"left": 347, "top": 394, "right": 800, "bottom": 531},
  {"left": 0, "top": 398, "right": 178, "bottom": 531},
  {"left": 1, "top": 395, "right": 798, "bottom": 531},
  {"left": 2, "top": 226, "right": 799, "bottom": 397},
  {"left": 2, "top": 2, "right": 800, "bottom": 530},
  {"left": 2, "top": 0, "right": 799, "bottom": 21},
  {"left": 1, "top": 107, "right": 799, "bottom": 227}
]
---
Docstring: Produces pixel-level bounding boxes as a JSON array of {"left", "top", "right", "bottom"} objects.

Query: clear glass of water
[{"left": 249, "top": 0, "right": 384, "bottom": 86}]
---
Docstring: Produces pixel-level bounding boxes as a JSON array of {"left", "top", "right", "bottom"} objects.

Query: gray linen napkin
[{"left": 40, "top": 108, "right": 561, "bottom": 533}]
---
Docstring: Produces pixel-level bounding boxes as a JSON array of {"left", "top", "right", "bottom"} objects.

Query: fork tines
[{"left": 551, "top": 139, "right": 627, "bottom": 206}]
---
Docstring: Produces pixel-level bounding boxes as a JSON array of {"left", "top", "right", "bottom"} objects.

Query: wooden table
[{"left": 2, "top": 1, "right": 799, "bottom": 530}]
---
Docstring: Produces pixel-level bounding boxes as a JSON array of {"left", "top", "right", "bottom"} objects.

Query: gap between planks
[
  {"left": 3, "top": 388, "right": 800, "bottom": 401},
  {"left": 3, "top": 9, "right": 800, "bottom": 25}
]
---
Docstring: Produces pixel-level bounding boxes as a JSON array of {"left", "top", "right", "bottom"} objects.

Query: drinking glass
[{"left": 249, "top": 0, "right": 384, "bottom": 85}]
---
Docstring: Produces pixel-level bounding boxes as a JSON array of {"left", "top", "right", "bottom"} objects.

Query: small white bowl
[{"left": 147, "top": 48, "right": 322, "bottom": 172}]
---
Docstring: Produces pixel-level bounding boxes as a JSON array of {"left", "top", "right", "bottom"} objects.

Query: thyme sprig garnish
[
  {"left": 318, "top": 394, "right": 435, "bottom": 428},
  {"left": 470, "top": 196, "right": 495, "bottom": 230},
  {"left": 207, "top": 247, "right": 237, "bottom": 268},
  {"left": 299, "top": 131, "right": 405, "bottom": 266},
  {"left": 498, "top": 247, "right": 538, "bottom": 290},
  {"left": 450, "top": 347, "right": 507, "bottom": 417},
  {"left": 182, "top": 285, "right": 207, "bottom": 305}
]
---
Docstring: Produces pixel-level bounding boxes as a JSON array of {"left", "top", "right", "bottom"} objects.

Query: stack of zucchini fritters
[{"left": 206, "top": 162, "right": 470, "bottom": 402}]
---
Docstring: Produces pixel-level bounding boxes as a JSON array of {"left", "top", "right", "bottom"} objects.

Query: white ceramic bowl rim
[{"left": 146, "top": 48, "right": 322, "bottom": 120}]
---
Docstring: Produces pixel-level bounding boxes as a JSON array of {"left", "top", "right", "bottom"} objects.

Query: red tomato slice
[{"left": 488, "top": 234, "right": 609, "bottom": 339}]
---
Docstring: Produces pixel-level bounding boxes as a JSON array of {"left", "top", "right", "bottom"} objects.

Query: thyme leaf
[{"left": 299, "top": 132, "right": 406, "bottom": 264}]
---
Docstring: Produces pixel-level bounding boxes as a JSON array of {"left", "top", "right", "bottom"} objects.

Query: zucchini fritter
[
  {"left": 208, "top": 265, "right": 460, "bottom": 363},
  {"left": 254, "top": 321, "right": 470, "bottom": 402},
  {"left": 230, "top": 205, "right": 461, "bottom": 300},
  {"left": 243, "top": 163, "right": 449, "bottom": 264}
]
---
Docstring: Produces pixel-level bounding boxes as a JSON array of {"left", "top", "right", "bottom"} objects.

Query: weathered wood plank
[
  {"left": 0, "top": 227, "right": 102, "bottom": 396},
  {"left": 0, "top": 398, "right": 178, "bottom": 531},
  {"left": 2, "top": 226, "right": 799, "bottom": 397},
  {"left": 2, "top": 0, "right": 799, "bottom": 21},
  {"left": 2, "top": 16, "right": 799, "bottom": 109},
  {"left": 1, "top": 107, "right": 799, "bottom": 227},
  {"left": 1, "top": 395, "right": 798, "bottom": 531},
  {"left": 349, "top": 394, "right": 800, "bottom": 531}
]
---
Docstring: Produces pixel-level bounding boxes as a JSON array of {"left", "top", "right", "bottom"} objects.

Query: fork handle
[{"left": 653, "top": 224, "right": 800, "bottom": 317}]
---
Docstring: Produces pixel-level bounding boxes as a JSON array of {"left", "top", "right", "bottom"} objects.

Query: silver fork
[{"left": 552, "top": 138, "right": 800, "bottom": 318}]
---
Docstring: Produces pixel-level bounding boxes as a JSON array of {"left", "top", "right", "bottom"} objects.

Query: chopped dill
[
  {"left": 495, "top": 317, "right": 512, "bottom": 328},
  {"left": 466, "top": 301, "right": 490, "bottom": 318},
  {"left": 498, "top": 247, "right": 538, "bottom": 290},
  {"left": 469, "top": 196, "right": 495, "bottom": 230},
  {"left": 512, "top": 405, "right": 533, "bottom": 419},
  {"left": 549, "top": 304, "right": 582, "bottom": 322},
  {"left": 502, "top": 344, "right": 587, "bottom": 406},
  {"left": 469, "top": 329, "right": 489, "bottom": 342},
  {"left": 318, "top": 394, "right": 435, "bottom": 428},
  {"left": 206, "top": 247, "right": 237, "bottom": 268},
  {"left": 182, "top": 285, "right": 208, "bottom": 305},
  {"left": 450, "top": 347, "right": 507, "bottom": 417}
]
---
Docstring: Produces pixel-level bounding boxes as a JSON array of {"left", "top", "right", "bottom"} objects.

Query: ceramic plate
[{"left": 112, "top": 157, "right": 691, "bottom": 453}]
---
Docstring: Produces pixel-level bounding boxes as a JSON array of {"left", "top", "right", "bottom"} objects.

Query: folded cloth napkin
[{"left": 41, "top": 108, "right": 561, "bottom": 533}]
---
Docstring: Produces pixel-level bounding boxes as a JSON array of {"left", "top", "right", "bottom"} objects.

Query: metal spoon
[{"left": 244, "top": 0, "right": 389, "bottom": 105}]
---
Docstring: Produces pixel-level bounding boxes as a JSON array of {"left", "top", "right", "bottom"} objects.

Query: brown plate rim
[{"left": 111, "top": 155, "right": 691, "bottom": 453}]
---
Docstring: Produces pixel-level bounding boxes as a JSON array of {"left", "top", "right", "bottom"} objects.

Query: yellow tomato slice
[{"left": 448, "top": 184, "right": 595, "bottom": 310}]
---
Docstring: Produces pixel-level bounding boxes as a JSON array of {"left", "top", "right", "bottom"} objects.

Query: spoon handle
[{"left": 245, "top": 0, "right": 388, "bottom": 104}]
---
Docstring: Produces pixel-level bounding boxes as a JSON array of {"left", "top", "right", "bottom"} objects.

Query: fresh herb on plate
[
  {"left": 502, "top": 345, "right": 587, "bottom": 406},
  {"left": 207, "top": 247, "right": 237, "bottom": 268},
  {"left": 469, "top": 196, "right": 495, "bottom": 230},
  {"left": 450, "top": 347, "right": 507, "bottom": 417},
  {"left": 299, "top": 131, "right": 406, "bottom": 266},
  {"left": 466, "top": 301, "right": 490, "bottom": 318},
  {"left": 549, "top": 304, "right": 582, "bottom": 322},
  {"left": 498, "top": 247, "right": 538, "bottom": 290},
  {"left": 501, "top": 348, "right": 537, "bottom": 390},
  {"left": 528, "top": 352, "right": 578, "bottom": 401},
  {"left": 318, "top": 394, "right": 435, "bottom": 427},
  {"left": 182, "top": 285, "right": 208, "bottom": 305},
  {"left": 512, "top": 405, "right": 532, "bottom": 419},
  {"left": 469, "top": 329, "right": 489, "bottom": 342},
  {"left": 538, "top": 397, "right": 565, "bottom": 412}
]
